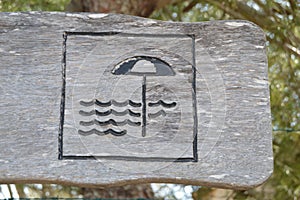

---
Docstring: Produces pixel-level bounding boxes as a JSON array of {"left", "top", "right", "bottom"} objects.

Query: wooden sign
[{"left": 0, "top": 12, "right": 273, "bottom": 189}]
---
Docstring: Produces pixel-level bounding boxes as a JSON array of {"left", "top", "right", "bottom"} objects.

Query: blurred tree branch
[{"left": 67, "top": 0, "right": 174, "bottom": 17}]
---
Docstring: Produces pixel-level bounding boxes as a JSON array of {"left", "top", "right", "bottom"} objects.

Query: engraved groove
[
  {"left": 79, "top": 109, "right": 141, "bottom": 117},
  {"left": 80, "top": 119, "right": 141, "bottom": 127},
  {"left": 80, "top": 100, "right": 142, "bottom": 107},
  {"left": 78, "top": 128, "right": 127, "bottom": 136},
  {"left": 148, "top": 110, "right": 167, "bottom": 118},
  {"left": 148, "top": 100, "right": 177, "bottom": 108}
]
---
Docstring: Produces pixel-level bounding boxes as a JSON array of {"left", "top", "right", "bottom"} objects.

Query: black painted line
[
  {"left": 62, "top": 155, "right": 196, "bottom": 162},
  {"left": 148, "top": 100, "right": 177, "bottom": 108},
  {"left": 80, "top": 99, "right": 142, "bottom": 107},
  {"left": 191, "top": 34, "right": 198, "bottom": 162},
  {"left": 78, "top": 129, "right": 127, "bottom": 136},
  {"left": 79, "top": 100, "right": 95, "bottom": 106},
  {"left": 79, "top": 109, "right": 141, "bottom": 117},
  {"left": 58, "top": 32, "right": 67, "bottom": 160},
  {"left": 142, "top": 75, "right": 146, "bottom": 137},
  {"left": 66, "top": 31, "right": 120, "bottom": 36},
  {"left": 65, "top": 31, "right": 191, "bottom": 38},
  {"left": 148, "top": 110, "right": 167, "bottom": 119},
  {"left": 80, "top": 119, "right": 141, "bottom": 127}
]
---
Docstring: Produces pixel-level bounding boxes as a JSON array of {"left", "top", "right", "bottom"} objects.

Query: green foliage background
[
  {"left": 0, "top": 0, "right": 299, "bottom": 199},
  {"left": 0, "top": 0, "right": 70, "bottom": 11},
  {"left": 151, "top": 1, "right": 300, "bottom": 199}
]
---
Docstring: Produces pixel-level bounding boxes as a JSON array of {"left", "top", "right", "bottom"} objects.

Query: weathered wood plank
[{"left": 0, "top": 12, "right": 272, "bottom": 189}]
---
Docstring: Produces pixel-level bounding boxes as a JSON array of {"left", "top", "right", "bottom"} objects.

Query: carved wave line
[
  {"left": 78, "top": 128, "right": 127, "bottom": 136},
  {"left": 79, "top": 109, "right": 141, "bottom": 117},
  {"left": 148, "top": 100, "right": 176, "bottom": 108},
  {"left": 148, "top": 110, "right": 167, "bottom": 119},
  {"left": 80, "top": 119, "right": 141, "bottom": 127},
  {"left": 80, "top": 100, "right": 142, "bottom": 107}
]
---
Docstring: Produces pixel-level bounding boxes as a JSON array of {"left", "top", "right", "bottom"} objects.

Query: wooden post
[{"left": 0, "top": 12, "right": 273, "bottom": 189}]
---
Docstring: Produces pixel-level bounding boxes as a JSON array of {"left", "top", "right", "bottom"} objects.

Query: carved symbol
[
  {"left": 78, "top": 100, "right": 141, "bottom": 136},
  {"left": 78, "top": 56, "right": 177, "bottom": 137},
  {"left": 60, "top": 33, "right": 197, "bottom": 163},
  {"left": 112, "top": 56, "right": 176, "bottom": 137}
]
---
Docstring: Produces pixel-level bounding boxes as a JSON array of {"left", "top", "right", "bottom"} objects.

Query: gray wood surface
[{"left": 0, "top": 12, "right": 273, "bottom": 189}]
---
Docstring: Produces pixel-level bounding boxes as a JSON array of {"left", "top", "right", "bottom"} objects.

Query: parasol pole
[{"left": 142, "top": 75, "right": 146, "bottom": 137}]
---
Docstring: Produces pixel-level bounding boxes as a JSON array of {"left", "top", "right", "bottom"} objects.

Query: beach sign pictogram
[
  {"left": 61, "top": 35, "right": 197, "bottom": 162},
  {"left": 112, "top": 56, "right": 176, "bottom": 137}
]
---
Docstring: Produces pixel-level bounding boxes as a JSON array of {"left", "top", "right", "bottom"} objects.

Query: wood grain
[{"left": 0, "top": 12, "right": 272, "bottom": 189}]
